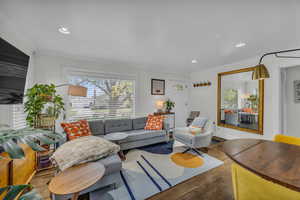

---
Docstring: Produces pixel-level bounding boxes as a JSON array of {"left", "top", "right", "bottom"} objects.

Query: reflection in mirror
[
  {"left": 218, "top": 67, "right": 264, "bottom": 134},
  {"left": 221, "top": 71, "right": 259, "bottom": 129}
]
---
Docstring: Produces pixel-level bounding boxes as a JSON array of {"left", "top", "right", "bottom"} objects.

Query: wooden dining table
[{"left": 222, "top": 138, "right": 300, "bottom": 192}]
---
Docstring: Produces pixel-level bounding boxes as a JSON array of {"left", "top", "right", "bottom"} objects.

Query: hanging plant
[{"left": 24, "top": 84, "right": 65, "bottom": 127}]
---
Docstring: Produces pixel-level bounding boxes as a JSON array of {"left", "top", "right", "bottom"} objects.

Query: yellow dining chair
[
  {"left": 231, "top": 134, "right": 300, "bottom": 200},
  {"left": 274, "top": 134, "right": 300, "bottom": 146}
]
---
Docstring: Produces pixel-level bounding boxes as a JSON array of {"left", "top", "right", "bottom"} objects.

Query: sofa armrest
[
  {"left": 174, "top": 127, "right": 189, "bottom": 132},
  {"left": 192, "top": 131, "right": 213, "bottom": 148}
]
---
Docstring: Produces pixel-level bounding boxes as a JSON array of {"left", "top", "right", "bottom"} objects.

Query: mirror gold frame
[{"left": 217, "top": 67, "right": 264, "bottom": 135}]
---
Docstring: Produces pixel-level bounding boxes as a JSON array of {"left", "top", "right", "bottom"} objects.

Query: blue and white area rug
[{"left": 90, "top": 141, "right": 223, "bottom": 200}]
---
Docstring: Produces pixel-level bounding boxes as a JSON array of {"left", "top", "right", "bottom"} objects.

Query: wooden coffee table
[{"left": 48, "top": 162, "right": 105, "bottom": 200}]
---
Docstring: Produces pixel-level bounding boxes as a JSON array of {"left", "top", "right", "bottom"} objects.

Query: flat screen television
[{"left": 0, "top": 37, "right": 30, "bottom": 104}]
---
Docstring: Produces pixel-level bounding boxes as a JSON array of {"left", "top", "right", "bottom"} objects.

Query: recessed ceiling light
[
  {"left": 191, "top": 59, "right": 198, "bottom": 64},
  {"left": 58, "top": 26, "right": 70, "bottom": 34},
  {"left": 235, "top": 42, "right": 246, "bottom": 48}
]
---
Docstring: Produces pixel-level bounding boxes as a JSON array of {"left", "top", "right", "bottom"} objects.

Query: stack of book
[{"left": 37, "top": 150, "right": 53, "bottom": 170}]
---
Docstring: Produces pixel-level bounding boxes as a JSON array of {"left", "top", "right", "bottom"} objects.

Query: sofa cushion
[
  {"left": 132, "top": 117, "right": 147, "bottom": 130},
  {"left": 120, "top": 129, "right": 166, "bottom": 143},
  {"left": 88, "top": 120, "right": 105, "bottom": 136},
  {"left": 105, "top": 119, "right": 133, "bottom": 133}
]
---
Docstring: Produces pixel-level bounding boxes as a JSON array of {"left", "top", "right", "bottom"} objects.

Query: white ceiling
[{"left": 0, "top": 0, "right": 300, "bottom": 73}]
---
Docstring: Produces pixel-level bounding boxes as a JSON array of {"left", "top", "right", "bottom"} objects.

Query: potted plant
[
  {"left": 0, "top": 128, "right": 64, "bottom": 199},
  {"left": 247, "top": 94, "right": 259, "bottom": 113},
  {"left": 164, "top": 99, "right": 175, "bottom": 113},
  {"left": 24, "top": 84, "right": 65, "bottom": 128}
]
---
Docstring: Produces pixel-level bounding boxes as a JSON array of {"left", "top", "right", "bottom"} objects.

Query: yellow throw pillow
[{"left": 188, "top": 126, "right": 203, "bottom": 135}]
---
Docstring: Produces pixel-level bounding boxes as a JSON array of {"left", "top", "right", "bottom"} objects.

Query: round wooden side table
[
  {"left": 103, "top": 132, "right": 128, "bottom": 142},
  {"left": 104, "top": 132, "right": 128, "bottom": 160},
  {"left": 48, "top": 162, "right": 105, "bottom": 200}
]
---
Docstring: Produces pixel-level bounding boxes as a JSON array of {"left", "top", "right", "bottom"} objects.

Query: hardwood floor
[
  {"left": 31, "top": 142, "right": 234, "bottom": 200},
  {"left": 31, "top": 168, "right": 56, "bottom": 200}
]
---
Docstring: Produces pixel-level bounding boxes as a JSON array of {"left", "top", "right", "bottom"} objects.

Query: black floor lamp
[{"left": 252, "top": 48, "right": 300, "bottom": 80}]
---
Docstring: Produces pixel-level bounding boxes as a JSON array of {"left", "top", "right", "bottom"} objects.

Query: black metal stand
[{"left": 182, "top": 147, "right": 203, "bottom": 157}]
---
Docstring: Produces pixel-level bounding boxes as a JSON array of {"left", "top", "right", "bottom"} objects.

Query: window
[
  {"left": 12, "top": 104, "right": 27, "bottom": 129},
  {"left": 68, "top": 75, "right": 135, "bottom": 120},
  {"left": 223, "top": 89, "right": 238, "bottom": 109}
]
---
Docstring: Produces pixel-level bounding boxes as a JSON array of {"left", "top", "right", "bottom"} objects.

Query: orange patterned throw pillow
[
  {"left": 144, "top": 115, "right": 164, "bottom": 130},
  {"left": 61, "top": 120, "right": 92, "bottom": 140}
]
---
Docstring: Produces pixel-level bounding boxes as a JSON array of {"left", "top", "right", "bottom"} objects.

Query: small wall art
[
  {"left": 151, "top": 79, "right": 165, "bottom": 95},
  {"left": 294, "top": 80, "right": 300, "bottom": 103}
]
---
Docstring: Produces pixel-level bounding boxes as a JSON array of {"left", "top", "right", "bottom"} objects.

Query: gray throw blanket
[{"left": 51, "top": 136, "right": 120, "bottom": 171}]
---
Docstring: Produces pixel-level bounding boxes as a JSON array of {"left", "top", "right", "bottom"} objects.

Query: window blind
[
  {"left": 68, "top": 75, "right": 135, "bottom": 120},
  {"left": 12, "top": 104, "right": 27, "bottom": 129}
]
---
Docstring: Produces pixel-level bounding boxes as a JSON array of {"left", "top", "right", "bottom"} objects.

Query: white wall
[
  {"left": 33, "top": 52, "right": 190, "bottom": 130},
  {"left": 0, "top": 15, "right": 35, "bottom": 127},
  {"left": 284, "top": 66, "right": 300, "bottom": 137},
  {"left": 189, "top": 54, "right": 300, "bottom": 140}
]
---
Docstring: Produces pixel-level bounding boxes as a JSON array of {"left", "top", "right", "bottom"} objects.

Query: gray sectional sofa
[
  {"left": 54, "top": 116, "right": 169, "bottom": 200},
  {"left": 88, "top": 116, "right": 170, "bottom": 150}
]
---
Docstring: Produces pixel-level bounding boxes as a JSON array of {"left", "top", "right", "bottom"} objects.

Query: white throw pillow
[
  {"left": 191, "top": 117, "right": 208, "bottom": 128},
  {"left": 51, "top": 136, "right": 120, "bottom": 171}
]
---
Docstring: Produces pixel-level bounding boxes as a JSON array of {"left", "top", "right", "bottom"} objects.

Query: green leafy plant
[
  {"left": 164, "top": 99, "right": 175, "bottom": 112},
  {"left": 0, "top": 128, "right": 64, "bottom": 159},
  {"left": 24, "top": 84, "right": 65, "bottom": 127},
  {"left": 1, "top": 184, "right": 42, "bottom": 200},
  {"left": 0, "top": 128, "right": 64, "bottom": 199},
  {"left": 247, "top": 94, "right": 259, "bottom": 112}
]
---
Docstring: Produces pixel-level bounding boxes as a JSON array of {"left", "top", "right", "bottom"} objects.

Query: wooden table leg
[
  {"left": 71, "top": 192, "right": 79, "bottom": 200},
  {"left": 118, "top": 151, "right": 126, "bottom": 161}
]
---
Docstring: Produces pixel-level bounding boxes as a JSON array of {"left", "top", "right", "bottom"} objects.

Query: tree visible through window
[
  {"left": 68, "top": 76, "right": 135, "bottom": 120},
  {"left": 223, "top": 89, "right": 238, "bottom": 109}
]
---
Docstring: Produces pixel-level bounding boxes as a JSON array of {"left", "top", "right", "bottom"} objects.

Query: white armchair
[{"left": 173, "top": 119, "right": 215, "bottom": 156}]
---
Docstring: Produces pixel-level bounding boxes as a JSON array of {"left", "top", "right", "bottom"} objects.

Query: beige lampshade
[
  {"left": 155, "top": 100, "right": 165, "bottom": 109},
  {"left": 68, "top": 85, "right": 88, "bottom": 97},
  {"left": 252, "top": 64, "right": 270, "bottom": 80}
]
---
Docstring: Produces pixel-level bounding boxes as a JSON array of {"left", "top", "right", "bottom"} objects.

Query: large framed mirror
[{"left": 217, "top": 67, "right": 264, "bottom": 134}]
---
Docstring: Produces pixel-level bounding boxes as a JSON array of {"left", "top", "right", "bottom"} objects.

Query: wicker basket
[{"left": 36, "top": 114, "right": 55, "bottom": 129}]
